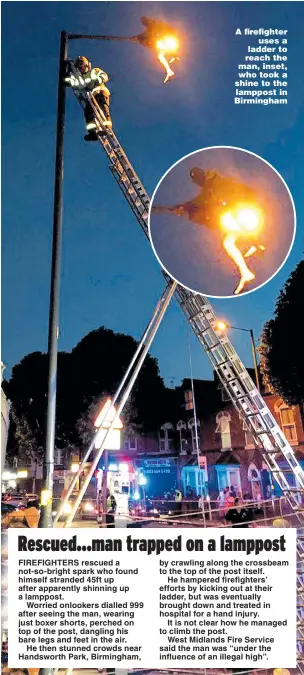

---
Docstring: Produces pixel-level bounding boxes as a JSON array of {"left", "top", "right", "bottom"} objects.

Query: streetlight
[
  {"left": 220, "top": 204, "right": 264, "bottom": 234},
  {"left": 41, "top": 21, "right": 178, "bottom": 528},
  {"left": 215, "top": 320, "right": 260, "bottom": 391}
]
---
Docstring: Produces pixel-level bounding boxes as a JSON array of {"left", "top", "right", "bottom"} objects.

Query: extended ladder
[{"left": 70, "top": 74, "right": 304, "bottom": 667}]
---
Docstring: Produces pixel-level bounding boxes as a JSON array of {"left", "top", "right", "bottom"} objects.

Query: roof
[
  {"left": 215, "top": 451, "right": 240, "bottom": 465},
  {"left": 181, "top": 457, "right": 200, "bottom": 467}
]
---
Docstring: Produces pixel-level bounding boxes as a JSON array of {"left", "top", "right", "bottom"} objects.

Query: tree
[
  {"left": 67, "top": 326, "right": 168, "bottom": 434},
  {"left": 259, "top": 260, "right": 304, "bottom": 405},
  {"left": 3, "top": 350, "right": 71, "bottom": 456},
  {"left": 5, "top": 406, "right": 44, "bottom": 491},
  {"left": 4, "top": 326, "right": 170, "bottom": 462}
]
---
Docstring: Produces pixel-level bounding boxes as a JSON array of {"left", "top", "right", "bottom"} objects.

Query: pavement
[
  {"left": 55, "top": 669, "right": 286, "bottom": 674},
  {"left": 55, "top": 516, "right": 131, "bottom": 528}
]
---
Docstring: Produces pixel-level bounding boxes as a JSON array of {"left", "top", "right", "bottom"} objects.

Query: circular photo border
[{"left": 148, "top": 145, "right": 297, "bottom": 299}]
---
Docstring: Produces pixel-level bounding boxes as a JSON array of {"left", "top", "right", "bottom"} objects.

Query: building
[
  {"left": 1, "top": 363, "right": 11, "bottom": 470},
  {"left": 88, "top": 373, "right": 304, "bottom": 502},
  {"left": 173, "top": 374, "right": 304, "bottom": 500},
  {"left": 8, "top": 371, "right": 304, "bottom": 504}
]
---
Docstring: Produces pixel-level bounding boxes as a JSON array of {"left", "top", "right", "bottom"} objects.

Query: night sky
[{"left": 2, "top": 1, "right": 304, "bottom": 387}]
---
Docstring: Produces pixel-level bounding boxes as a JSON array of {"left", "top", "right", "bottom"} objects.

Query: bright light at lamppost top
[
  {"left": 220, "top": 204, "right": 264, "bottom": 234},
  {"left": 156, "top": 35, "right": 179, "bottom": 53},
  {"left": 215, "top": 320, "right": 228, "bottom": 332}
]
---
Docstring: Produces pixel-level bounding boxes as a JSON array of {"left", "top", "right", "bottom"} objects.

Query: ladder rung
[{"left": 205, "top": 342, "right": 221, "bottom": 352}]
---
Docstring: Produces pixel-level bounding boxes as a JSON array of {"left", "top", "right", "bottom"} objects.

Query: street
[
  {"left": 56, "top": 669, "right": 286, "bottom": 675},
  {"left": 55, "top": 516, "right": 131, "bottom": 528}
]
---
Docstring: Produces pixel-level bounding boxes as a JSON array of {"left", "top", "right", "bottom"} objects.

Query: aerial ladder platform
[{"left": 68, "top": 67, "right": 304, "bottom": 670}]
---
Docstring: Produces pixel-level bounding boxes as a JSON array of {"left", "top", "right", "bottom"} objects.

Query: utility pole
[
  {"left": 250, "top": 328, "right": 260, "bottom": 392},
  {"left": 39, "top": 30, "right": 68, "bottom": 528},
  {"left": 102, "top": 450, "right": 109, "bottom": 527}
]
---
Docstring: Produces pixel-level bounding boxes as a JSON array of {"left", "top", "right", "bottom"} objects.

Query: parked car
[
  {"left": 2, "top": 494, "right": 25, "bottom": 509},
  {"left": 2, "top": 502, "right": 22, "bottom": 516},
  {"left": 78, "top": 498, "right": 98, "bottom": 520},
  {"left": 25, "top": 493, "right": 39, "bottom": 503},
  {"left": 53, "top": 496, "right": 97, "bottom": 521}
]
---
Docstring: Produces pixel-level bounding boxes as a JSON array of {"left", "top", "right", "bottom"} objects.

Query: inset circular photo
[{"left": 149, "top": 146, "right": 296, "bottom": 298}]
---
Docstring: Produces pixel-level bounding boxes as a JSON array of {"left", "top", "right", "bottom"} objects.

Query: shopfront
[{"left": 135, "top": 457, "right": 178, "bottom": 498}]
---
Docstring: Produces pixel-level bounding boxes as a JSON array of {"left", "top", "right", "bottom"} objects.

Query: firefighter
[
  {"left": 2, "top": 500, "right": 40, "bottom": 529},
  {"left": 137, "top": 17, "right": 180, "bottom": 83},
  {"left": 65, "top": 56, "right": 112, "bottom": 141},
  {"left": 106, "top": 490, "right": 117, "bottom": 528}
]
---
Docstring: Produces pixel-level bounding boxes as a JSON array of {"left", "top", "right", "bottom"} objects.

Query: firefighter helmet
[{"left": 75, "top": 56, "right": 91, "bottom": 72}]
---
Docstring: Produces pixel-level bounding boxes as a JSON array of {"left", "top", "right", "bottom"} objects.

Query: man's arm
[{"left": 91, "top": 68, "right": 109, "bottom": 85}]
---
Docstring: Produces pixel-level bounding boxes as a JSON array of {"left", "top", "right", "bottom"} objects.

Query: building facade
[
  {"left": 7, "top": 372, "right": 304, "bottom": 503},
  {"left": 1, "top": 364, "right": 11, "bottom": 470},
  {"left": 173, "top": 376, "right": 304, "bottom": 500}
]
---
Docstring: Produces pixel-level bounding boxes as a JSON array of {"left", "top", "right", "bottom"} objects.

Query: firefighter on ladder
[{"left": 65, "top": 56, "right": 112, "bottom": 141}]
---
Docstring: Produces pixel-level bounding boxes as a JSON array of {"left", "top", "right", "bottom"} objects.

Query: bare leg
[
  {"left": 244, "top": 244, "right": 266, "bottom": 258},
  {"left": 223, "top": 234, "right": 255, "bottom": 295},
  {"left": 157, "top": 51, "right": 175, "bottom": 83},
  {"left": 244, "top": 245, "right": 258, "bottom": 259}
]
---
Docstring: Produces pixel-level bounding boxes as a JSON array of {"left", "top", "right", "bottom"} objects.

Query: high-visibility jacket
[
  {"left": 107, "top": 495, "right": 117, "bottom": 513},
  {"left": 175, "top": 490, "right": 182, "bottom": 503},
  {"left": 65, "top": 67, "right": 109, "bottom": 95}
]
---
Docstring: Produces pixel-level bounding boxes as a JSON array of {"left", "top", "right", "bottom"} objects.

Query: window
[
  {"left": 177, "top": 420, "right": 188, "bottom": 454},
  {"left": 184, "top": 390, "right": 194, "bottom": 411},
  {"left": 55, "top": 449, "right": 62, "bottom": 465},
  {"left": 123, "top": 437, "right": 137, "bottom": 451},
  {"left": 247, "top": 463, "right": 262, "bottom": 500},
  {"left": 216, "top": 411, "right": 232, "bottom": 450},
  {"left": 219, "top": 384, "right": 230, "bottom": 402},
  {"left": 188, "top": 417, "right": 201, "bottom": 452},
  {"left": 278, "top": 405, "right": 298, "bottom": 445},
  {"left": 20, "top": 455, "right": 32, "bottom": 468},
  {"left": 159, "top": 423, "right": 174, "bottom": 452},
  {"left": 243, "top": 421, "right": 255, "bottom": 448}
]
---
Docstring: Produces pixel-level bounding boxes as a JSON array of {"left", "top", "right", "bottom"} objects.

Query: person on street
[
  {"left": 217, "top": 486, "right": 229, "bottom": 518},
  {"left": 106, "top": 490, "right": 117, "bottom": 528},
  {"left": 272, "top": 517, "right": 291, "bottom": 528},
  {"left": 174, "top": 488, "right": 182, "bottom": 514},
  {"left": 2, "top": 500, "right": 40, "bottom": 528},
  {"left": 224, "top": 497, "right": 251, "bottom": 528},
  {"left": 229, "top": 485, "right": 236, "bottom": 499},
  {"left": 198, "top": 494, "right": 204, "bottom": 511},
  {"left": 65, "top": 56, "right": 112, "bottom": 141}
]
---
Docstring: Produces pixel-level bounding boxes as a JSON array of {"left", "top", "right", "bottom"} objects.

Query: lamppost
[
  {"left": 40, "top": 22, "right": 180, "bottom": 528},
  {"left": 39, "top": 30, "right": 68, "bottom": 529},
  {"left": 215, "top": 321, "right": 260, "bottom": 392}
]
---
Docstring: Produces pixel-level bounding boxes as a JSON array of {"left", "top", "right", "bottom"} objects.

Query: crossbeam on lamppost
[{"left": 215, "top": 320, "right": 260, "bottom": 392}]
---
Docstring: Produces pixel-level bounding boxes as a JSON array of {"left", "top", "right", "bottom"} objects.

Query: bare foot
[
  {"left": 234, "top": 270, "right": 255, "bottom": 295},
  {"left": 164, "top": 72, "right": 175, "bottom": 83}
]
